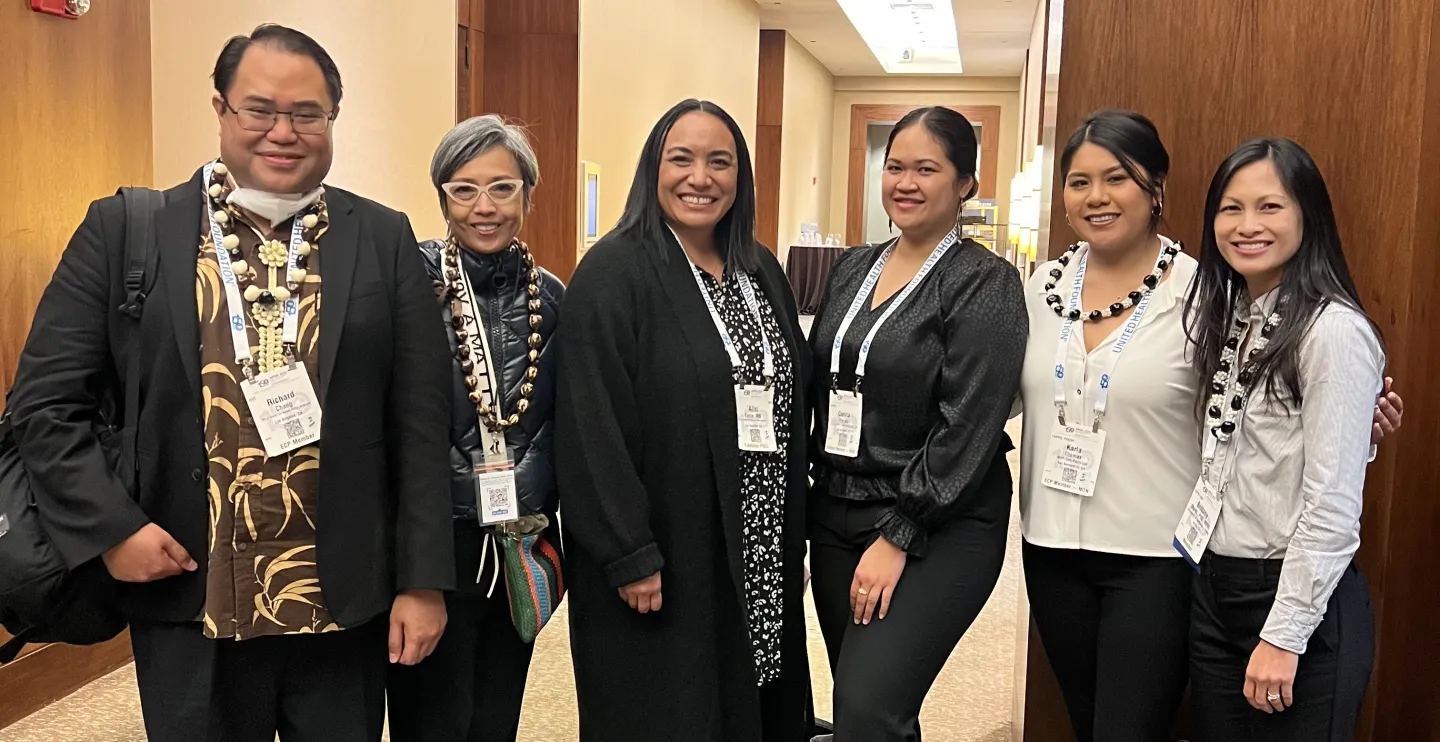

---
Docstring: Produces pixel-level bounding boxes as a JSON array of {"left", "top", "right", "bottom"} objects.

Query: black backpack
[{"left": 0, "top": 186, "right": 166, "bottom": 662}]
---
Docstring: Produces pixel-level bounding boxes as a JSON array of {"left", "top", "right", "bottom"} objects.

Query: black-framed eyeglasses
[{"left": 222, "top": 98, "right": 336, "bottom": 135}]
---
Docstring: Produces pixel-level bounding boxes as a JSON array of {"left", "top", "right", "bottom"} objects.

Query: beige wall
[
  {"left": 777, "top": 34, "right": 835, "bottom": 255},
  {"left": 827, "top": 76, "right": 1021, "bottom": 235},
  {"left": 150, "top": 0, "right": 456, "bottom": 240},
  {"left": 1021, "top": 0, "right": 1047, "bottom": 166},
  {"left": 579, "top": 0, "right": 760, "bottom": 238}
]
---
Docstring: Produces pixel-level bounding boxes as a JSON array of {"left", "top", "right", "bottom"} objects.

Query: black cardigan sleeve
[
  {"left": 554, "top": 240, "right": 664, "bottom": 588},
  {"left": 881, "top": 255, "right": 1028, "bottom": 553}
]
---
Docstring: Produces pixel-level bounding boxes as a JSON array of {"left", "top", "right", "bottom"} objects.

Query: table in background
[{"left": 785, "top": 245, "right": 847, "bottom": 315}]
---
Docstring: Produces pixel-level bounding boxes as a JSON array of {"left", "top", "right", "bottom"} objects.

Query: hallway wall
[
  {"left": 149, "top": 0, "right": 457, "bottom": 240},
  {"left": 579, "top": 0, "right": 760, "bottom": 242},
  {"left": 777, "top": 34, "right": 835, "bottom": 255},
  {"left": 827, "top": 76, "right": 1020, "bottom": 238},
  {"left": 1033, "top": 0, "right": 1440, "bottom": 738}
]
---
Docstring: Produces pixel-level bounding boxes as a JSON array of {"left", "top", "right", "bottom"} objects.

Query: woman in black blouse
[
  {"left": 555, "top": 99, "right": 813, "bottom": 741},
  {"left": 808, "top": 106, "right": 1028, "bottom": 741}
]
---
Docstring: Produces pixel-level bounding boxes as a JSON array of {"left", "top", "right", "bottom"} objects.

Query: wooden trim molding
[
  {"left": 754, "top": 30, "right": 787, "bottom": 253},
  {"left": 844, "top": 104, "right": 1002, "bottom": 245}
]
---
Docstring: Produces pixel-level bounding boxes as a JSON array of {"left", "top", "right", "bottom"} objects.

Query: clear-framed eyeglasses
[
  {"left": 222, "top": 98, "right": 336, "bottom": 135},
  {"left": 442, "top": 180, "right": 525, "bottom": 206}
]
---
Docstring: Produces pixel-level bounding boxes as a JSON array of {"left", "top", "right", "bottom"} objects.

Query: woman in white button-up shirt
[
  {"left": 1017, "top": 113, "right": 1402, "bottom": 741},
  {"left": 1181, "top": 138, "right": 1382, "bottom": 740}
]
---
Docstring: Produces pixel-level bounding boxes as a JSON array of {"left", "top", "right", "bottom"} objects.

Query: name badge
[
  {"left": 1040, "top": 425, "right": 1107, "bottom": 497},
  {"left": 735, "top": 385, "right": 779, "bottom": 453},
  {"left": 473, "top": 450, "right": 520, "bottom": 525},
  {"left": 1173, "top": 477, "right": 1223, "bottom": 571},
  {"left": 240, "top": 362, "right": 322, "bottom": 457},
  {"left": 825, "top": 390, "right": 863, "bottom": 458}
]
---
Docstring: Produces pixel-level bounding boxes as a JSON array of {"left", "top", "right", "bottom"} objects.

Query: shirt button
[
  {"left": 191, "top": 468, "right": 203, "bottom": 481},
  {"left": 237, "top": 542, "right": 249, "bottom": 553}
]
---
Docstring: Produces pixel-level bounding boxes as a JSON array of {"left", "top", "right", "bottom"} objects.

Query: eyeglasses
[
  {"left": 222, "top": 98, "right": 336, "bottom": 135},
  {"left": 442, "top": 180, "right": 525, "bottom": 206}
]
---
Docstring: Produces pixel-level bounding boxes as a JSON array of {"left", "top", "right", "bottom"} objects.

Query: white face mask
[{"left": 227, "top": 186, "right": 324, "bottom": 227}]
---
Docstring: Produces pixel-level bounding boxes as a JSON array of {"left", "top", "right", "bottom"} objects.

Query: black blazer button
[{"left": 191, "top": 468, "right": 204, "bottom": 481}]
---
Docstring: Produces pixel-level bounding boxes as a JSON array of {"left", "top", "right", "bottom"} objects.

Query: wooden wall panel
[
  {"left": 481, "top": 0, "right": 580, "bottom": 281},
  {"left": 0, "top": 1, "right": 153, "bottom": 392},
  {"left": 755, "top": 30, "right": 787, "bottom": 253},
  {"left": 1028, "top": 1, "right": 1440, "bottom": 739},
  {"left": 843, "top": 104, "right": 1001, "bottom": 245},
  {"left": 0, "top": 1, "right": 150, "bottom": 728}
]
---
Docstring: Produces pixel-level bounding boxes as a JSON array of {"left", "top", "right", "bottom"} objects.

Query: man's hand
[
  {"left": 102, "top": 523, "right": 196, "bottom": 582},
  {"left": 618, "top": 572, "right": 663, "bottom": 613},
  {"left": 389, "top": 589, "right": 447, "bottom": 665}
]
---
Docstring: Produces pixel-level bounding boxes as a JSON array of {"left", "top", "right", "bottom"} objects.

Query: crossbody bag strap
[{"left": 116, "top": 187, "right": 166, "bottom": 483}]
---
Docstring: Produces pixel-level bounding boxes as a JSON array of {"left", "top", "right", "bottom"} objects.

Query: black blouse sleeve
[
  {"left": 553, "top": 242, "right": 664, "bottom": 588},
  {"left": 881, "top": 256, "right": 1028, "bottom": 553}
]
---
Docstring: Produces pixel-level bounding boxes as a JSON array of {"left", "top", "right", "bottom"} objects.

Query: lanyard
[
  {"left": 455, "top": 253, "right": 508, "bottom": 455},
  {"left": 673, "top": 227, "right": 775, "bottom": 382},
  {"left": 1051, "top": 245, "right": 1157, "bottom": 429},
  {"left": 830, "top": 227, "right": 959, "bottom": 386},
  {"left": 203, "top": 161, "right": 304, "bottom": 370}
]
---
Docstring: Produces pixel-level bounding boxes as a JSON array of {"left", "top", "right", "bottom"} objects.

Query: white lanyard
[
  {"left": 203, "top": 161, "right": 303, "bottom": 369},
  {"left": 455, "top": 254, "right": 508, "bottom": 455},
  {"left": 829, "top": 227, "right": 959, "bottom": 385},
  {"left": 1051, "top": 245, "right": 1157, "bottom": 429},
  {"left": 674, "top": 229, "right": 775, "bottom": 382}
]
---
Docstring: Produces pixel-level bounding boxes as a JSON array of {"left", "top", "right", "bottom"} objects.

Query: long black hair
[
  {"left": 1060, "top": 110, "right": 1169, "bottom": 229},
  {"left": 1183, "top": 138, "right": 1379, "bottom": 412},
  {"left": 613, "top": 99, "right": 761, "bottom": 275},
  {"left": 887, "top": 106, "right": 980, "bottom": 204}
]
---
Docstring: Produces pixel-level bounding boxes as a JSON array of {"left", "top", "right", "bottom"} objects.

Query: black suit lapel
[
  {"left": 316, "top": 188, "right": 358, "bottom": 407},
  {"left": 644, "top": 233, "right": 749, "bottom": 611},
  {"left": 155, "top": 172, "right": 205, "bottom": 407}
]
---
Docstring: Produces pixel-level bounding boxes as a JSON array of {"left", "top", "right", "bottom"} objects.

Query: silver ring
[
  {"left": 856, "top": 588, "right": 869, "bottom": 596},
  {"left": 1266, "top": 692, "right": 1281, "bottom": 702}
]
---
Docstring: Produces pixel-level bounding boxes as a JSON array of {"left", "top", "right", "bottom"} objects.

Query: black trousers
[
  {"left": 1021, "top": 540, "right": 1191, "bottom": 741},
  {"left": 388, "top": 522, "right": 536, "bottom": 742},
  {"left": 810, "top": 490, "right": 1008, "bottom": 742},
  {"left": 130, "top": 617, "right": 388, "bottom": 742},
  {"left": 1190, "top": 554, "right": 1374, "bottom": 742}
]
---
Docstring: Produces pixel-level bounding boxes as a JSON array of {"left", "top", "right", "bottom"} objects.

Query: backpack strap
[{"left": 115, "top": 187, "right": 166, "bottom": 480}]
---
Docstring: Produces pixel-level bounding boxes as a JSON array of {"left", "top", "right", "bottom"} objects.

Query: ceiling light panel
[{"left": 836, "top": 0, "right": 964, "bottom": 73}]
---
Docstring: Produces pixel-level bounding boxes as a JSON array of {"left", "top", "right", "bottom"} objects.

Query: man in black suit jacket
[{"left": 6, "top": 25, "right": 453, "bottom": 742}]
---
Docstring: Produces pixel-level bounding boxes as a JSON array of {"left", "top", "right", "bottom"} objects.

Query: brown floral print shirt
[{"left": 195, "top": 199, "right": 339, "bottom": 640}]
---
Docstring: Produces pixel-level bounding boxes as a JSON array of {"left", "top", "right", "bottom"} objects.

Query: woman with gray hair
[{"left": 387, "top": 114, "right": 565, "bottom": 742}]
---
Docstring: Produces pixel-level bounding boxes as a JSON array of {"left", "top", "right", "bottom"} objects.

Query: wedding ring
[
  {"left": 856, "top": 587, "right": 869, "bottom": 596},
  {"left": 1267, "top": 692, "right": 1281, "bottom": 702}
]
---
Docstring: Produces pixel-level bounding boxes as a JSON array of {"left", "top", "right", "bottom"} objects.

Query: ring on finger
[
  {"left": 856, "top": 587, "right": 869, "bottom": 596},
  {"left": 1266, "top": 692, "right": 1281, "bottom": 702}
]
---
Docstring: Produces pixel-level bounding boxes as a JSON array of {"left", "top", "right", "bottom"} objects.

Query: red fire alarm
[{"left": 30, "top": 0, "right": 90, "bottom": 19}]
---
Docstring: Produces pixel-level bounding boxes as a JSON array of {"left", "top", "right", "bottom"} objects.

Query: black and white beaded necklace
[
  {"left": 1205, "top": 301, "right": 1284, "bottom": 444},
  {"left": 1043, "top": 239, "right": 1182, "bottom": 322}
]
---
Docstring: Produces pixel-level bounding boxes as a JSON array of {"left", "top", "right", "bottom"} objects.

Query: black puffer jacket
[{"left": 419, "top": 239, "right": 564, "bottom": 522}]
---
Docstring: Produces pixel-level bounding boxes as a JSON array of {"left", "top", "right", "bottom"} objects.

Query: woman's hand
[
  {"left": 1372, "top": 377, "right": 1403, "bottom": 444},
  {"left": 1244, "top": 640, "right": 1300, "bottom": 713},
  {"left": 850, "top": 536, "right": 906, "bottom": 625},
  {"left": 618, "top": 572, "right": 663, "bottom": 613}
]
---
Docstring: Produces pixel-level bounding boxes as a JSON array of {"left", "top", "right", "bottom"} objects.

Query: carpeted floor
[{"left": 2, "top": 382, "right": 1029, "bottom": 742}]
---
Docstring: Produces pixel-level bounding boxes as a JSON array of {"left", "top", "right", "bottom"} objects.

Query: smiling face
[
  {"left": 444, "top": 146, "right": 527, "bottom": 255},
  {"left": 657, "top": 111, "right": 738, "bottom": 240},
  {"left": 1213, "top": 158, "right": 1303, "bottom": 296},
  {"left": 1062, "top": 142, "right": 1159, "bottom": 252},
  {"left": 212, "top": 43, "right": 335, "bottom": 193},
  {"left": 882, "top": 124, "right": 972, "bottom": 237}
]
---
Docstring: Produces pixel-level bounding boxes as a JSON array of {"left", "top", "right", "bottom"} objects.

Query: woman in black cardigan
[
  {"left": 554, "top": 99, "right": 813, "bottom": 741},
  {"left": 807, "top": 106, "right": 1027, "bottom": 741}
]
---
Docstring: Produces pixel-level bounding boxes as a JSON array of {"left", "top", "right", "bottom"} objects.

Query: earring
[{"left": 1152, "top": 202, "right": 1163, "bottom": 218}]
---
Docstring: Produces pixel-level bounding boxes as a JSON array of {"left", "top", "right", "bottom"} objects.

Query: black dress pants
[
  {"left": 1021, "top": 540, "right": 1191, "bottom": 741},
  {"left": 388, "top": 522, "right": 536, "bottom": 742},
  {"left": 1190, "top": 554, "right": 1374, "bottom": 742},
  {"left": 130, "top": 617, "right": 388, "bottom": 742},
  {"left": 810, "top": 483, "right": 1008, "bottom": 742}
]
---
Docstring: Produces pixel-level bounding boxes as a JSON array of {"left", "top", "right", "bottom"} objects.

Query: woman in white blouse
[
  {"left": 1180, "top": 138, "right": 1382, "bottom": 739},
  {"left": 1017, "top": 112, "right": 1402, "bottom": 741}
]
